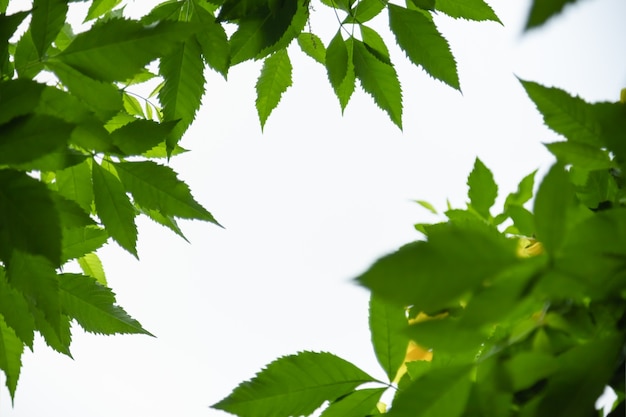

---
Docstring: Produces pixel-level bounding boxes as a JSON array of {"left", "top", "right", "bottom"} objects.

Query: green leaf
[
  {"left": 159, "top": 36, "right": 205, "bottom": 152},
  {"left": 114, "top": 161, "right": 219, "bottom": 224},
  {"left": 519, "top": 79, "right": 602, "bottom": 146},
  {"left": 212, "top": 351, "right": 376, "bottom": 417},
  {"left": 320, "top": 388, "right": 386, "bottom": 417},
  {"left": 59, "top": 274, "right": 152, "bottom": 336},
  {"left": 0, "top": 114, "right": 73, "bottom": 166},
  {"left": 533, "top": 163, "right": 575, "bottom": 255},
  {"left": 504, "top": 170, "right": 536, "bottom": 209},
  {"left": 360, "top": 25, "right": 391, "bottom": 64},
  {"left": 78, "top": 253, "right": 107, "bottom": 285},
  {"left": 61, "top": 226, "right": 108, "bottom": 263},
  {"left": 369, "top": 295, "right": 409, "bottom": 382},
  {"left": 85, "top": 0, "right": 121, "bottom": 21},
  {"left": 0, "top": 269, "right": 35, "bottom": 348},
  {"left": 256, "top": 49, "right": 292, "bottom": 129},
  {"left": 55, "top": 158, "right": 94, "bottom": 214},
  {"left": 388, "top": 366, "right": 473, "bottom": 417},
  {"left": 55, "top": 18, "right": 198, "bottom": 82},
  {"left": 325, "top": 32, "right": 356, "bottom": 112},
  {"left": 52, "top": 193, "right": 95, "bottom": 229},
  {"left": 110, "top": 119, "right": 177, "bottom": 156},
  {"left": 0, "top": 170, "right": 62, "bottom": 265},
  {"left": 136, "top": 205, "right": 189, "bottom": 242},
  {"left": 467, "top": 158, "right": 497, "bottom": 219},
  {"left": 352, "top": 39, "right": 402, "bottom": 128},
  {"left": 193, "top": 5, "right": 230, "bottom": 77},
  {"left": 435, "top": 0, "right": 501, "bottom": 23},
  {"left": 545, "top": 141, "right": 614, "bottom": 171},
  {"left": 525, "top": 0, "right": 578, "bottom": 30},
  {"left": 0, "top": 79, "right": 45, "bottom": 125},
  {"left": 91, "top": 162, "right": 138, "bottom": 257},
  {"left": 345, "top": 0, "right": 387, "bottom": 23},
  {"left": 0, "top": 11, "right": 29, "bottom": 78},
  {"left": 504, "top": 352, "right": 557, "bottom": 391},
  {"left": 415, "top": 200, "right": 438, "bottom": 215},
  {"left": 388, "top": 4, "right": 460, "bottom": 90},
  {"left": 32, "top": 309, "right": 72, "bottom": 355},
  {"left": 297, "top": 32, "right": 325, "bottom": 64},
  {"left": 406, "top": 317, "right": 486, "bottom": 354},
  {"left": 357, "top": 221, "right": 519, "bottom": 312},
  {"left": 31, "top": 0, "right": 68, "bottom": 58},
  {"left": 507, "top": 205, "right": 535, "bottom": 236},
  {"left": 0, "top": 315, "right": 24, "bottom": 400}
]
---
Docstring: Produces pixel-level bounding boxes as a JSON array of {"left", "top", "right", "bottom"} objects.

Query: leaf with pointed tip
[
  {"left": 85, "top": 0, "right": 121, "bottom": 21},
  {"left": 0, "top": 170, "right": 62, "bottom": 265},
  {"left": 213, "top": 351, "right": 376, "bottom": 417},
  {"left": 467, "top": 158, "right": 497, "bottom": 219},
  {"left": 256, "top": 49, "right": 292, "bottom": 129},
  {"left": 92, "top": 162, "right": 138, "bottom": 257},
  {"left": 0, "top": 269, "right": 35, "bottom": 349},
  {"left": 137, "top": 205, "right": 189, "bottom": 242},
  {"left": 388, "top": 4, "right": 460, "bottom": 90},
  {"left": 0, "top": 315, "right": 23, "bottom": 400},
  {"left": 32, "top": 309, "right": 72, "bottom": 356},
  {"left": 545, "top": 141, "right": 614, "bottom": 171},
  {"left": 78, "top": 253, "right": 107, "bottom": 285},
  {"left": 298, "top": 32, "right": 325, "bottom": 64},
  {"left": 352, "top": 39, "right": 402, "bottom": 128},
  {"left": 360, "top": 25, "right": 390, "bottom": 64},
  {"left": 344, "top": 0, "right": 387, "bottom": 23},
  {"left": 0, "top": 11, "right": 29, "bottom": 78},
  {"left": 320, "top": 388, "right": 386, "bottom": 417},
  {"left": 110, "top": 119, "right": 178, "bottom": 156},
  {"left": 31, "top": 0, "right": 68, "bottom": 58},
  {"left": 55, "top": 159, "right": 94, "bottom": 214},
  {"left": 159, "top": 36, "right": 205, "bottom": 152},
  {"left": 369, "top": 295, "right": 409, "bottom": 382},
  {"left": 55, "top": 19, "right": 199, "bottom": 82},
  {"left": 193, "top": 6, "right": 230, "bottom": 77},
  {"left": 61, "top": 226, "right": 108, "bottom": 263},
  {"left": 435, "top": 0, "right": 501, "bottom": 23},
  {"left": 525, "top": 0, "right": 578, "bottom": 30},
  {"left": 325, "top": 33, "right": 355, "bottom": 112},
  {"left": 115, "top": 161, "right": 219, "bottom": 224},
  {"left": 14, "top": 29, "right": 44, "bottom": 79},
  {"left": 59, "top": 274, "right": 152, "bottom": 336}
]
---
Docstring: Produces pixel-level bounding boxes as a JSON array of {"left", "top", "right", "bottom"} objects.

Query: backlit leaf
[
  {"left": 0, "top": 315, "right": 23, "bottom": 400},
  {"left": 31, "top": 0, "right": 68, "bottom": 58},
  {"left": 61, "top": 226, "right": 108, "bottom": 263},
  {"left": 110, "top": 119, "right": 177, "bottom": 156},
  {"left": 298, "top": 32, "right": 325, "bottom": 64},
  {"left": 504, "top": 170, "right": 536, "bottom": 209},
  {"left": 78, "top": 253, "right": 107, "bottom": 285},
  {"left": 389, "top": 4, "right": 459, "bottom": 90},
  {"left": 193, "top": 5, "right": 230, "bottom": 77},
  {"left": 360, "top": 25, "right": 391, "bottom": 64},
  {"left": 0, "top": 269, "right": 35, "bottom": 348},
  {"left": 55, "top": 158, "right": 94, "bottom": 214},
  {"left": 435, "top": 0, "right": 501, "bottom": 23},
  {"left": 0, "top": 11, "right": 28, "bottom": 78},
  {"left": 344, "top": 0, "right": 387, "bottom": 23},
  {"left": 0, "top": 79, "right": 45, "bottom": 125},
  {"left": 213, "top": 351, "right": 376, "bottom": 417},
  {"left": 467, "top": 158, "right": 497, "bottom": 219},
  {"left": 256, "top": 49, "right": 292, "bottom": 129},
  {"left": 320, "top": 388, "right": 386, "bottom": 417},
  {"left": 545, "top": 141, "right": 614, "bottom": 171},
  {"left": 369, "top": 295, "right": 409, "bottom": 381},
  {"left": 85, "top": 0, "right": 122, "bottom": 21},
  {"left": 326, "top": 32, "right": 356, "bottom": 111}
]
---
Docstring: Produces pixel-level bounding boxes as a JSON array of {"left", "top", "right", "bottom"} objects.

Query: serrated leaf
[
  {"left": 0, "top": 269, "right": 35, "bottom": 348},
  {"left": 55, "top": 158, "right": 94, "bottom": 214},
  {"left": 545, "top": 141, "right": 614, "bottom": 171},
  {"left": 85, "top": 0, "right": 121, "bottom": 21},
  {"left": 32, "top": 309, "right": 72, "bottom": 355},
  {"left": 435, "top": 0, "right": 501, "bottom": 23},
  {"left": 353, "top": 39, "right": 402, "bottom": 128},
  {"left": 256, "top": 49, "right": 292, "bottom": 129},
  {"left": 31, "top": 0, "right": 68, "bottom": 58},
  {"left": 298, "top": 32, "right": 325, "bottom": 64},
  {"left": 360, "top": 25, "right": 391, "bottom": 64},
  {"left": 92, "top": 162, "right": 138, "bottom": 257},
  {"left": 326, "top": 32, "right": 356, "bottom": 111},
  {"left": 78, "top": 253, "right": 107, "bottom": 285},
  {"left": 369, "top": 295, "right": 409, "bottom": 382},
  {"left": 114, "top": 161, "right": 219, "bottom": 224},
  {"left": 110, "top": 119, "right": 177, "bottom": 156},
  {"left": 0, "top": 11, "right": 29, "bottom": 78},
  {"left": 467, "top": 158, "right": 497, "bottom": 219},
  {"left": 320, "top": 388, "right": 386, "bottom": 417},
  {"left": 193, "top": 6, "right": 230, "bottom": 77},
  {"left": 345, "top": 0, "right": 387, "bottom": 23},
  {"left": 213, "top": 351, "right": 376, "bottom": 417},
  {"left": 507, "top": 205, "right": 535, "bottom": 236},
  {"left": 525, "top": 0, "right": 578, "bottom": 30},
  {"left": 0, "top": 170, "right": 62, "bottom": 265},
  {"left": 55, "top": 19, "right": 199, "bottom": 82},
  {"left": 61, "top": 226, "right": 108, "bottom": 263},
  {"left": 14, "top": 29, "right": 44, "bottom": 79},
  {"left": 519, "top": 79, "right": 602, "bottom": 146},
  {"left": 159, "top": 36, "right": 205, "bottom": 152},
  {"left": 122, "top": 92, "right": 144, "bottom": 118},
  {"left": 59, "top": 274, "right": 152, "bottom": 335},
  {"left": 137, "top": 205, "right": 189, "bottom": 242},
  {"left": 0, "top": 315, "right": 24, "bottom": 400},
  {"left": 388, "top": 4, "right": 460, "bottom": 90}
]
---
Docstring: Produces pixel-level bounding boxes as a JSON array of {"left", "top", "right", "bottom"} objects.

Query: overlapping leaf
[
  {"left": 0, "top": 315, "right": 23, "bottom": 400},
  {"left": 298, "top": 32, "right": 325, "bottom": 64},
  {"left": 525, "top": 0, "right": 578, "bottom": 30},
  {"left": 320, "top": 388, "right": 386, "bottom": 417},
  {"left": 31, "top": 0, "right": 68, "bottom": 58},
  {"left": 193, "top": 4, "right": 230, "bottom": 77},
  {"left": 435, "top": 0, "right": 501, "bottom": 23},
  {"left": 369, "top": 295, "right": 409, "bottom": 381},
  {"left": 256, "top": 49, "right": 292, "bottom": 129},
  {"left": 0, "top": 270, "right": 35, "bottom": 349},
  {"left": 326, "top": 33, "right": 356, "bottom": 112}
]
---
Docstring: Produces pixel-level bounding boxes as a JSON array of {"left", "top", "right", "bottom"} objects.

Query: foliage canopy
[{"left": 0, "top": 0, "right": 624, "bottom": 416}]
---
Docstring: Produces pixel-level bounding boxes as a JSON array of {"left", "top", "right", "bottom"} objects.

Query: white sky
[{"left": 2, "top": 0, "right": 626, "bottom": 415}]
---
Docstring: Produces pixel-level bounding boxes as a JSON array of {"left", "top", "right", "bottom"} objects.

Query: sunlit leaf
[
  {"left": 344, "top": 0, "right": 387, "bottom": 23},
  {"left": 193, "top": 5, "right": 230, "bottom": 77},
  {"left": 78, "top": 253, "right": 107, "bottom": 285},
  {"left": 61, "top": 226, "right": 108, "bottom": 263},
  {"left": 256, "top": 49, "right": 292, "bottom": 129},
  {"left": 545, "top": 141, "right": 614, "bottom": 171},
  {"left": 85, "top": 0, "right": 122, "bottom": 21},
  {"left": 298, "top": 32, "right": 325, "bottom": 64}
]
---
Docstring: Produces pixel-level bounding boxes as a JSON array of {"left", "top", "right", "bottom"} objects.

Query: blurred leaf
[
  {"left": 31, "top": 0, "right": 68, "bottom": 58},
  {"left": 435, "top": 0, "right": 501, "bottom": 23},
  {"left": 467, "top": 158, "right": 497, "bottom": 219},
  {"left": 85, "top": 0, "right": 122, "bottom": 21},
  {"left": 525, "top": 0, "right": 578, "bottom": 30}
]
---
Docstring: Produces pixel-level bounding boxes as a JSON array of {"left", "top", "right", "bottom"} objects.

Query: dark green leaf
[
  {"left": 369, "top": 295, "right": 409, "bottom": 382},
  {"left": 91, "top": 162, "right": 138, "bottom": 257},
  {"left": 408, "top": 0, "right": 435, "bottom": 11},
  {"left": 504, "top": 352, "right": 557, "bottom": 391},
  {"left": 352, "top": 39, "right": 402, "bottom": 128},
  {"left": 435, "top": 0, "right": 501, "bottom": 23},
  {"left": 0, "top": 269, "right": 35, "bottom": 348},
  {"left": 0, "top": 170, "right": 62, "bottom": 265},
  {"left": 256, "top": 49, "right": 292, "bottom": 129},
  {"left": 0, "top": 79, "right": 45, "bottom": 125},
  {"left": 0, "top": 315, "right": 23, "bottom": 400},
  {"left": 320, "top": 388, "right": 386, "bottom": 417},
  {"left": 212, "top": 351, "right": 376, "bottom": 417},
  {"left": 467, "top": 158, "right": 497, "bottom": 219},
  {"left": 31, "top": 0, "right": 68, "bottom": 58},
  {"left": 0, "top": 11, "right": 29, "bottom": 78},
  {"left": 110, "top": 119, "right": 177, "bottom": 156},
  {"left": 193, "top": 6, "right": 230, "bottom": 77},
  {"left": 14, "top": 30, "right": 44, "bottom": 79},
  {"left": 297, "top": 32, "right": 325, "bottom": 64},
  {"left": 59, "top": 273, "right": 152, "bottom": 335},
  {"left": 31, "top": 309, "right": 71, "bottom": 355},
  {"left": 325, "top": 32, "right": 356, "bottom": 112},
  {"left": 55, "top": 158, "right": 94, "bottom": 213},
  {"left": 525, "top": 0, "right": 578, "bottom": 30},
  {"left": 592, "top": 102, "right": 626, "bottom": 167},
  {"left": 406, "top": 318, "right": 486, "bottom": 354},
  {"left": 388, "top": 4, "right": 459, "bottom": 90}
]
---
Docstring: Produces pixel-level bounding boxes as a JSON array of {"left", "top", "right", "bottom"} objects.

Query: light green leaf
[
  {"left": 435, "top": 0, "right": 501, "bottom": 23},
  {"left": 137, "top": 205, "right": 189, "bottom": 242},
  {"left": 59, "top": 274, "right": 152, "bottom": 336},
  {"left": 256, "top": 49, "right": 292, "bottom": 129},
  {"left": 114, "top": 161, "right": 219, "bottom": 224},
  {"left": 61, "top": 226, "right": 108, "bottom": 263},
  {"left": 545, "top": 141, "right": 614, "bottom": 171},
  {"left": 525, "top": 0, "right": 578, "bottom": 30},
  {"left": 55, "top": 158, "right": 94, "bottom": 214},
  {"left": 345, "top": 0, "right": 387, "bottom": 23},
  {"left": 369, "top": 295, "right": 409, "bottom": 382},
  {"left": 0, "top": 315, "right": 24, "bottom": 400},
  {"left": 0, "top": 269, "right": 35, "bottom": 348},
  {"left": 467, "top": 158, "right": 497, "bottom": 219},
  {"left": 55, "top": 19, "right": 198, "bottom": 82},
  {"left": 91, "top": 162, "right": 138, "bottom": 257},
  {"left": 0, "top": 170, "right": 62, "bottom": 265},
  {"left": 360, "top": 25, "right": 391, "bottom": 64},
  {"left": 320, "top": 388, "right": 386, "bottom": 417},
  {"left": 504, "top": 170, "right": 536, "bottom": 209},
  {"left": 519, "top": 79, "right": 601, "bottom": 146},
  {"left": 297, "top": 32, "right": 325, "bottom": 64},
  {"left": 193, "top": 5, "right": 230, "bottom": 77},
  {"left": 388, "top": 4, "right": 460, "bottom": 90},
  {"left": 415, "top": 200, "right": 438, "bottom": 215},
  {"left": 159, "top": 36, "right": 206, "bottom": 152},
  {"left": 110, "top": 119, "right": 177, "bottom": 156},
  {"left": 85, "top": 0, "right": 122, "bottom": 21},
  {"left": 31, "top": 0, "right": 68, "bottom": 58},
  {"left": 325, "top": 32, "right": 356, "bottom": 112},
  {"left": 78, "top": 253, "right": 107, "bottom": 285},
  {"left": 212, "top": 351, "right": 376, "bottom": 417},
  {"left": 353, "top": 39, "right": 402, "bottom": 128}
]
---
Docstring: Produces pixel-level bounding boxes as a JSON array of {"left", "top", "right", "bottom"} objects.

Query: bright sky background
[{"left": 2, "top": 0, "right": 626, "bottom": 415}]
